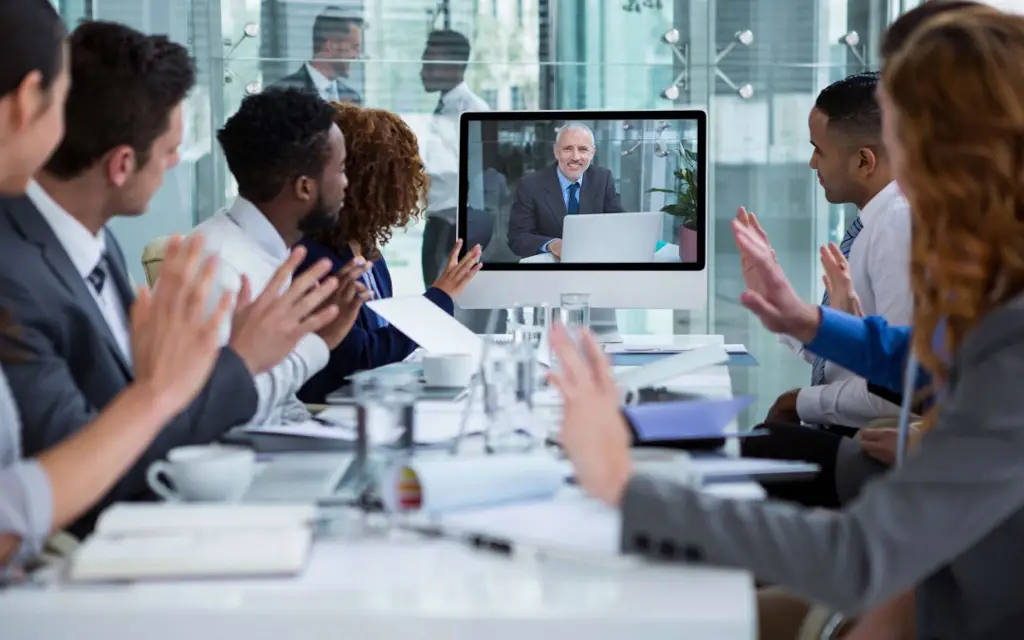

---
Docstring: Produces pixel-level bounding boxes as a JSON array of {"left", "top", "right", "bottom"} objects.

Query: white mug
[
  {"left": 146, "top": 445, "right": 256, "bottom": 502},
  {"left": 421, "top": 353, "right": 476, "bottom": 388}
]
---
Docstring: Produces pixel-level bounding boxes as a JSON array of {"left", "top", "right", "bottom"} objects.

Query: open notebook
[{"left": 68, "top": 503, "right": 317, "bottom": 583}]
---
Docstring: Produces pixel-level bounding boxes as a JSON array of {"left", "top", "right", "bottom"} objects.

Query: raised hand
[
  {"left": 548, "top": 324, "right": 632, "bottom": 507},
  {"left": 735, "top": 207, "right": 776, "bottom": 298},
  {"left": 432, "top": 239, "right": 483, "bottom": 298},
  {"left": 316, "top": 258, "right": 374, "bottom": 349},
  {"left": 229, "top": 246, "right": 342, "bottom": 374},
  {"left": 130, "top": 235, "right": 233, "bottom": 414},
  {"left": 732, "top": 219, "right": 821, "bottom": 343},
  {"left": 821, "top": 242, "right": 864, "bottom": 317}
]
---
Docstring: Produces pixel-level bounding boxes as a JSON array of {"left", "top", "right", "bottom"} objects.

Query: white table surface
[{"left": 0, "top": 334, "right": 758, "bottom": 640}]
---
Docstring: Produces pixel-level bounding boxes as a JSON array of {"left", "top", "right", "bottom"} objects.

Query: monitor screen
[{"left": 458, "top": 110, "right": 706, "bottom": 271}]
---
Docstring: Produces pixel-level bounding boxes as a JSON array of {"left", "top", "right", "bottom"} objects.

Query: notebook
[{"left": 68, "top": 503, "right": 316, "bottom": 582}]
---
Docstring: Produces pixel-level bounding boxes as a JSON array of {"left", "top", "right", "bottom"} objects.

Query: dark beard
[{"left": 297, "top": 195, "right": 339, "bottom": 235}]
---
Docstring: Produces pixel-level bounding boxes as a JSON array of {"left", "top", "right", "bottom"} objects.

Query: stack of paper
[{"left": 69, "top": 503, "right": 316, "bottom": 582}]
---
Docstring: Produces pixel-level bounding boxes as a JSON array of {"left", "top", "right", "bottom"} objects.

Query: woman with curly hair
[
  {"left": 297, "top": 103, "right": 481, "bottom": 403},
  {"left": 549, "top": 6, "right": 1024, "bottom": 639}
]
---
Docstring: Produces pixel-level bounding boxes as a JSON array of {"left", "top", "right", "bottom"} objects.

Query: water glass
[
  {"left": 508, "top": 302, "right": 551, "bottom": 349},
  {"left": 559, "top": 293, "right": 591, "bottom": 336},
  {"left": 480, "top": 343, "right": 538, "bottom": 455}
]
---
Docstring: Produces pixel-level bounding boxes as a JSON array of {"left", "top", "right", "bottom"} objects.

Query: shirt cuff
[
  {"left": 0, "top": 459, "right": 54, "bottom": 573},
  {"left": 803, "top": 307, "right": 864, "bottom": 357},
  {"left": 294, "top": 334, "right": 331, "bottom": 379},
  {"left": 796, "top": 386, "right": 825, "bottom": 424},
  {"left": 540, "top": 239, "right": 553, "bottom": 253}
]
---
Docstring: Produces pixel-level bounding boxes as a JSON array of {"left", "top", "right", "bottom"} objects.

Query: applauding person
[{"left": 298, "top": 104, "right": 481, "bottom": 402}]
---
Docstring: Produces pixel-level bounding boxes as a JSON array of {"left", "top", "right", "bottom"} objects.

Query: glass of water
[
  {"left": 508, "top": 302, "right": 551, "bottom": 349},
  {"left": 559, "top": 292, "right": 591, "bottom": 336}
]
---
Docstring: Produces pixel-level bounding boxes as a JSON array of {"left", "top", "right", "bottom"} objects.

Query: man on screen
[{"left": 506, "top": 123, "right": 624, "bottom": 259}]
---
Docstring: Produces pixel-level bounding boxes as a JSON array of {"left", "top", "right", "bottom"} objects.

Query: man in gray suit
[
  {"left": 0, "top": 22, "right": 335, "bottom": 537},
  {"left": 507, "top": 123, "right": 624, "bottom": 259},
  {"left": 272, "top": 7, "right": 363, "bottom": 104}
]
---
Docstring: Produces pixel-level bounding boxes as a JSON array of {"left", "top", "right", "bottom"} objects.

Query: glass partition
[{"left": 55, "top": 0, "right": 897, "bottom": 426}]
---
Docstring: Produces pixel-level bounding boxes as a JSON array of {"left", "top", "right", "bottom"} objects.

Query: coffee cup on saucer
[
  {"left": 421, "top": 353, "right": 476, "bottom": 388},
  {"left": 146, "top": 444, "right": 256, "bottom": 502}
]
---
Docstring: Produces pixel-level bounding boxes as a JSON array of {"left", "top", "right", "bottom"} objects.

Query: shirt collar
[
  {"left": 27, "top": 179, "right": 106, "bottom": 279},
  {"left": 304, "top": 63, "right": 334, "bottom": 95},
  {"left": 556, "top": 167, "right": 583, "bottom": 192},
  {"left": 859, "top": 181, "right": 903, "bottom": 225},
  {"left": 440, "top": 81, "right": 472, "bottom": 110},
  {"left": 226, "top": 197, "right": 290, "bottom": 262}
]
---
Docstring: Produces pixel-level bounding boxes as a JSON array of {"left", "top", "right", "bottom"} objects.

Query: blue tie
[
  {"left": 362, "top": 271, "right": 388, "bottom": 328},
  {"left": 567, "top": 182, "right": 580, "bottom": 215},
  {"left": 87, "top": 255, "right": 108, "bottom": 294},
  {"left": 811, "top": 216, "right": 864, "bottom": 385}
]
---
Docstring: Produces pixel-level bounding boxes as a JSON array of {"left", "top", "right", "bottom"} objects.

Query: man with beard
[{"left": 192, "top": 87, "right": 372, "bottom": 426}]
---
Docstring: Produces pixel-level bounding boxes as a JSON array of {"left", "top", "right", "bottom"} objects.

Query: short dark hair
[
  {"left": 814, "top": 71, "right": 882, "bottom": 141},
  {"left": 312, "top": 7, "right": 362, "bottom": 53},
  {"left": 425, "top": 29, "right": 471, "bottom": 62},
  {"left": 0, "top": 0, "right": 66, "bottom": 97},
  {"left": 44, "top": 21, "right": 195, "bottom": 179},
  {"left": 881, "top": 1, "right": 983, "bottom": 60},
  {"left": 218, "top": 88, "right": 337, "bottom": 203}
]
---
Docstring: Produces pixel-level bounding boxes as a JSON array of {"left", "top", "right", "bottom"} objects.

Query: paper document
[
  {"left": 625, "top": 396, "right": 753, "bottom": 441},
  {"left": 614, "top": 343, "right": 728, "bottom": 390},
  {"left": 234, "top": 420, "right": 357, "bottom": 442},
  {"left": 368, "top": 296, "right": 484, "bottom": 365},
  {"left": 381, "top": 454, "right": 566, "bottom": 514}
]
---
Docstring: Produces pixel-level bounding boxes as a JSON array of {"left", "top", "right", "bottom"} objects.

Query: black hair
[
  {"left": 425, "top": 29, "right": 471, "bottom": 62},
  {"left": 312, "top": 7, "right": 363, "bottom": 53},
  {"left": 217, "top": 87, "right": 337, "bottom": 204},
  {"left": 814, "top": 71, "right": 882, "bottom": 141},
  {"left": 0, "top": 0, "right": 67, "bottom": 97},
  {"left": 44, "top": 21, "right": 195, "bottom": 179},
  {"left": 881, "top": 1, "right": 983, "bottom": 60}
]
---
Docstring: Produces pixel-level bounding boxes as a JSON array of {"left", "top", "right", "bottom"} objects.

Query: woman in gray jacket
[{"left": 552, "top": 7, "right": 1024, "bottom": 639}]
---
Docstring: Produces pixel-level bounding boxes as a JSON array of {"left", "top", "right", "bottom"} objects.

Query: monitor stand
[{"left": 589, "top": 308, "right": 623, "bottom": 344}]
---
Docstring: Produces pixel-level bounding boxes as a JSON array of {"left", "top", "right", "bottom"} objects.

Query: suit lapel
[
  {"left": 542, "top": 165, "right": 568, "bottom": 228},
  {"left": 6, "top": 200, "right": 134, "bottom": 378},
  {"left": 103, "top": 229, "right": 136, "bottom": 317}
]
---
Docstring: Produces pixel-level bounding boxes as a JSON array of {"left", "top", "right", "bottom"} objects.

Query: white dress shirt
[
  {"left": 304, "top": 63, "right": 359, "bottom": 104},
  {"left": 425, "top": 81, "right": 490, "bottom": 222},
  {"left": 191, "top": 198, "right": 330, "bottom": 426},
  {"left": 796, "top": 180, "right": 913, "bottom": 427},
  {"left": 27, "top": 180, "right": 132, "bottom": 362}
]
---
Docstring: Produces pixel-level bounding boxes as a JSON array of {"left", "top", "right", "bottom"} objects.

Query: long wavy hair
[
  {"left": 883, "top": 9, "right": 1024, "bottom": 424},
  {"left": 309, "top": 103, "right": 428, "bottom": 259}
]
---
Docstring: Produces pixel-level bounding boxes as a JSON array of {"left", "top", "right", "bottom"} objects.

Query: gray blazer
[
  {"left": 506, "top": 164, "right": 623, "bottom": 258},
  {"left": 271, "top": 65, "right": 362, "bottom": 105},
  {"left": 622, "top": 293, "right": 1024, "bottom": 639},
  {"left": 0, "top": 196, "right": 258, "bottom": 538}
]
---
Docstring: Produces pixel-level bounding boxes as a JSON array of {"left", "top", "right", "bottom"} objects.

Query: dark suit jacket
[
  {"left": 271, "top": 65, "right": 362, "bottom": 105},
  {"left": 0, "top": 196, "right": 258, "bottom": 537},
  {"left": 295, "top": 239, "right": 454, "bottom": 403},
  {"left": 506, "top": 164, "right": 624, "bottom": 258}
]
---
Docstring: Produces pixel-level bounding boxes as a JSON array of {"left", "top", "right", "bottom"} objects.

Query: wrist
[
  {"left": 789, "top": 303, "right": 821, "bottom": 344},
  {"left": 227, "top": 341, "right": 258, "bottom": 375},
  {"left": 600, "top": 455, "right": 633, "bottom": 507},
  {"left": 120, "top": 382, "right": 182, "bottom": 425}
]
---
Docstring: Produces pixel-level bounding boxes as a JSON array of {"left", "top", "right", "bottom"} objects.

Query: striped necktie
[{"left": 811, "top": 216, "right": 864, "bottom": 385}]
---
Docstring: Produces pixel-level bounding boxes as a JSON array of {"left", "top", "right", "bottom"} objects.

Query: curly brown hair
[
  {"left": 882, "top": 8, "right": 1024, "bottom": 425},
  {"left": 309, "top": 103, "right": 428, "bottom": 258}
]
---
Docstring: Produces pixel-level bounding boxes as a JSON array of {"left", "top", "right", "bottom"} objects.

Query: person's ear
[
  {"left": 106, "top": 146, "right": 136, "bottom": 188},
  {"left": 293, "top": 175, "right": 315, "bottom": 203},
  {"left": 7, "top": 71, "right": 45, "bottom": 132},
  {"left": 857, "top": 146, "right": 878, "bottom": 176}
]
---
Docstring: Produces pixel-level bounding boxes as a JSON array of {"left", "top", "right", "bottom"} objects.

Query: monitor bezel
[{"left": 457, "top": 109, "right": 708, "bottom": 272}]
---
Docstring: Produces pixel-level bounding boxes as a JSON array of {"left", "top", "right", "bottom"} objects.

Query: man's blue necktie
[
  {"left": 811, "top": 216, "right": 864, "bottom": 385},
  {"left": 567, "top": 182, "right": 580, "bottom": 215}
]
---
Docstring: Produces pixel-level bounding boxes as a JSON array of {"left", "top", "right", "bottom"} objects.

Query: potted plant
[{"left": 647, "top": 149, "right": 699, "bottom": 262}]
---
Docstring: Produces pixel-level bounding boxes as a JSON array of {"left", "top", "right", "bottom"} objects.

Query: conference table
[{"left": 0, "top": 335, "right": 761, "bottom": 640}]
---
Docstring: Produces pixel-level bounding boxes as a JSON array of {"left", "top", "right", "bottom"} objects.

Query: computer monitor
[{"left": 456, "top": 109, "right": 708, "bottom": 311}]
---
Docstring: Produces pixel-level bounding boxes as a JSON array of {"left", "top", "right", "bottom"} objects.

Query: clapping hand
[
  {"left": 735, "top": 207, "right": 776, "bottom": 298},
  {"left": 315, "top": 257, "right": 374, "bottom": 349},
  {"left": 548, "top": 324, "right": 632, "bottom": 507},
  {"left": 821, "top": 242, "right": 864, "bottom": 317},
  {"left": 433, "top": 239, "right": 483, "bottom": 298},
  {"left": 130, "top": 235, "right": 233, "bottom": 415}
]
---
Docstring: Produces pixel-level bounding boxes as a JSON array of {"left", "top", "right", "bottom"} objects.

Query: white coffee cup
[
  {"left": 422, "top": 353, "right": 476, "bottom": 388},
  {"left": 146, "top": 445, "right": 256, "bottom": 502}
]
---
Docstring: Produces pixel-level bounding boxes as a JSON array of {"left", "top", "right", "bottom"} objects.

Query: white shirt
[
  {"left": 425, "top": 82, "right": 490, "bottom": 221},
  {"left": 191, "top": 198, "right": 330, "bottom": 426},
  {"left": 27, "top": 180, "right": 132, "bottom": 362},
  {"left": 304, "top": 63, "right": 359, "bottom": 104},
  {"left": 796, "top": 181, "right": 913, "bottom": 427}
]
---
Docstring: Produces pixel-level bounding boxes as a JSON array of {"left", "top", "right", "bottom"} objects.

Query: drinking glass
[
  {"left": 559, "top": 293, "right": 591, "bottom": 336},
  {"left": 480, "top": 343, "right": 538, "bottom": 455},
  {"left": 508, "top": 302, "right": 551, "bottom": 350}
]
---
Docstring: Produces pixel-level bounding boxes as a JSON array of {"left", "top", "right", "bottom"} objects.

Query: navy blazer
[{"left": 296, "top": 238, "right": 455, "bottom": 403}]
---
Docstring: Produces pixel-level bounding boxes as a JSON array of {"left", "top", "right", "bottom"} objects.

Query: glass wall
[{"left": 59, "top": 0, "right": 897, "bottom": 426}]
